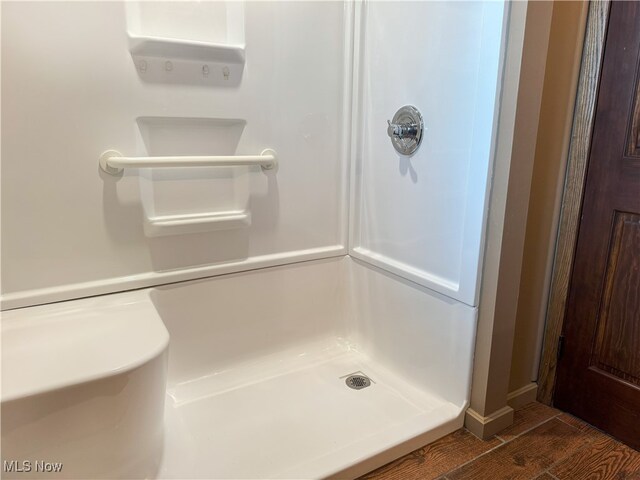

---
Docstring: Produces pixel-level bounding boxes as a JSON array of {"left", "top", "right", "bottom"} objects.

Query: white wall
[
  {"left": 350, "top": 1, "right": 505, "bottom": 306},
  {"left": 346, "top": 258, "right": 477, "bottom": 408},
  {"left": 149, "top": 255, "right": 476, "bottom": 409},
  {"left": 2, "top": 1, "right": 507, "bottom": 315},
  {"left": 151, "top": 257, "right": 349, "bottom": 387},
  {"left": 1, "top": 1, "right": 350, "bottom": 309}
]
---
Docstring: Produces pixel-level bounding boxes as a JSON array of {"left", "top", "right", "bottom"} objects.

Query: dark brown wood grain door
[{"left": 554, "top": 1, "right": 640, "bottom": 450}]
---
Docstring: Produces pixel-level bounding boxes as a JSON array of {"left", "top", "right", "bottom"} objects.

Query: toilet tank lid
[{"left": 1, "top": 290, "right": 169, "bottom": 402}]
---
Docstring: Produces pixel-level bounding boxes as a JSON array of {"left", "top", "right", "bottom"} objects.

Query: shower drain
[{"left": 345, "top": 374, "right": 372, "bottom": 390}]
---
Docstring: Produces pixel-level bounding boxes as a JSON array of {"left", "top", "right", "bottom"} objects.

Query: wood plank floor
[{"left": 359, "top": 402, "right": 640, "bottom": 480}]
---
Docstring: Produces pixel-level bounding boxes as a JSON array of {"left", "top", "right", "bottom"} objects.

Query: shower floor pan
[
  {"left": 158, "top": 338, "right": 462, "bottom": 479},
  {"left": 1, "top": 258, "right": 474, "bottom": 479}
]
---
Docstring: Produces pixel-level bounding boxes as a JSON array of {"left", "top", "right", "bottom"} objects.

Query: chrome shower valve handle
[
  {"left": 387, "top": 120, "right": 419, "bottom": 140},
  {"left": 387, "top": 105, "right": 424, "bottom": 156}
]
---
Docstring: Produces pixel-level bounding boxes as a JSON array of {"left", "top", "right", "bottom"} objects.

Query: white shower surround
[
  {"left": 1, "top": 1, "right": 510, "bottom": 478},
  {"left": 2, "top": 257, "right": 476, "bottom": 479}
]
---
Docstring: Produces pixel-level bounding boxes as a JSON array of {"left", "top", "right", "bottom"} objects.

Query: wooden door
[{"left": 554, "top": 1, "right": 640, "bottom": 449}]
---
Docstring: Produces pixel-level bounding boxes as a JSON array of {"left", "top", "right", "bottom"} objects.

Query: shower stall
[{"left": 1, "top": 1, "right": 513, "bottom": 478}]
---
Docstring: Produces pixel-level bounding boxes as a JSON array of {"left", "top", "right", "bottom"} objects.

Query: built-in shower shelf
[
  {"left": 144, "top": 210, "right": 251, "bottom": 238},
  {"left": 129, "top": 35, "right": 245, "bottom": 64}
]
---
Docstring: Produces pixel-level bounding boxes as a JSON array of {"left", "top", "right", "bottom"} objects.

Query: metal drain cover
[{"left": 345, "top": 374, "right": 371, "bottom": 390}]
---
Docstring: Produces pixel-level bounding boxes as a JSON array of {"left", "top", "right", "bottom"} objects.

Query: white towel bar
[{"left": 99, "top": 149, "right": 277, "bottom": 175}]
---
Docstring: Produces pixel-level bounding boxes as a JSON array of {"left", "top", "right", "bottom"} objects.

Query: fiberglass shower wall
[
  {"left": 351, "top": 1, "right": 504, "bottom": 306},
  {"left": 345, "top": 1, "right": 505, "bottom": 405},
  {"left": 1, "top": 2, "right": 350, "bottom": 308},
  {"left": 1, "top": 2, "right": 509, "bottom": 478},
  {"left": 1, "top": 2, "right": 504, "bottom": 311}
]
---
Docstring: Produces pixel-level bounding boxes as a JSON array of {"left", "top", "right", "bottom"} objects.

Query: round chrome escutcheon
[{"left": 387, "top": 105, "right": 424, "bottom": 156}]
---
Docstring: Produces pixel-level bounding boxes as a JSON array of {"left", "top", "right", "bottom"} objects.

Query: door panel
[
  {"left": 592, "top": 211, "right": 640, "bottom": 387},
  {"left": 555, "top": 1, "right": 640, "bottom": 449}
]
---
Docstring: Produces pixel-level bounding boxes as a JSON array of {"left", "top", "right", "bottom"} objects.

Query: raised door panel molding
[{"left": 592, "top": 211, "right": 640, "bottom": 386}]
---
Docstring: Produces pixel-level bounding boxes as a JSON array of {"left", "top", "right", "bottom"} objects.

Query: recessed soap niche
[
  {"left": 136, "top": 117, "right": 251, "bottom": 237},
  {"left": 125, "top": 2, "right": 245, "bottom": 86}
]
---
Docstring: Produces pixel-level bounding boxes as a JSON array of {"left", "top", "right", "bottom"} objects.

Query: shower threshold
[{"left": 157, "top": 338, "right": 463, "bottom": 479}]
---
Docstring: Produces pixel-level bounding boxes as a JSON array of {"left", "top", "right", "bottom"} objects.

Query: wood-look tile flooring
[{"left": 360, "top": 402, "right": 640, "bottom": 480}]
